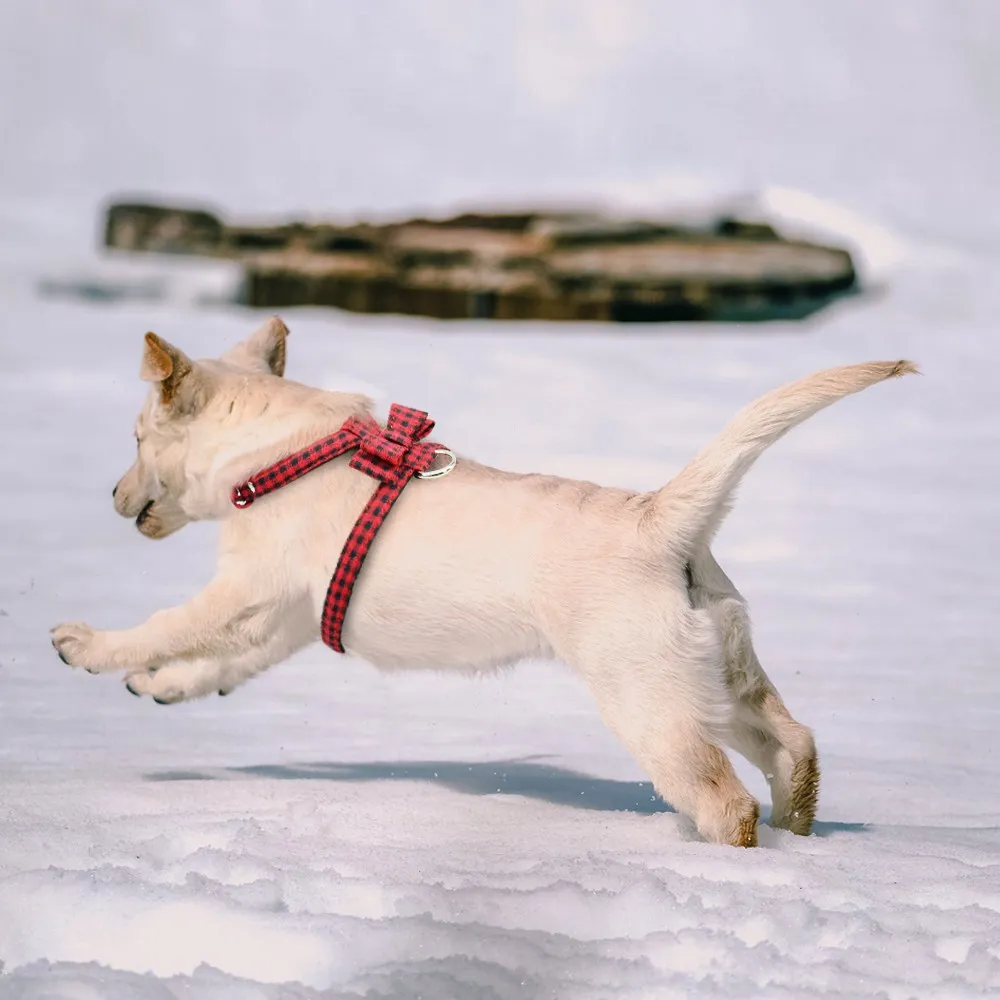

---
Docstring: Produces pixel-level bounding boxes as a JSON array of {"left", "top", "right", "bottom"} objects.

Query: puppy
[{"left": 51, "top": 317, "right": 916, "bottom": 846}]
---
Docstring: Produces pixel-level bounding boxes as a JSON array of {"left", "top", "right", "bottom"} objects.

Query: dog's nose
[{"left": 112, "top": 484, "right": 118, "bottom": 499}]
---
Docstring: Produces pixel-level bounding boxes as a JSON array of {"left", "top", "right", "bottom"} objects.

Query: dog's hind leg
[
  {"left": 604, "top": 706, "right": 760, "bottom": 847},
  {"left": 640, "top": 720, "right": 761, "bottom": 848},
  {"left": 572, "top": 605, "right": 760, "bottom": 847},
  {"left": 689, "top": 550, "right": 819, "bottom": 836},
  {"left": 726, "top": 686, "right": 819, "bottom": 836}
]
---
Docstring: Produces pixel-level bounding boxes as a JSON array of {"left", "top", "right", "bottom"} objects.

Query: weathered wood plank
[{"left": 103, "top": 200, "right": 857, "bottom": 323}]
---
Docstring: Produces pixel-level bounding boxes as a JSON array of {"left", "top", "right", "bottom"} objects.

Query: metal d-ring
[
  {"left": 233, "top": 480, "right": 257, "bottom": 507},
  {"left": 415, "top": 448, "right": 457, "bottom": 479}
]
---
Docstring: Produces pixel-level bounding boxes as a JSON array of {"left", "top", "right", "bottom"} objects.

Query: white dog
[{"left": 51, "top": 318, "right": 916, "bottom": 847}]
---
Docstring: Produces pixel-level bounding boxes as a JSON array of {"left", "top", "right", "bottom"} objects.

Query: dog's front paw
[
  {"left": 125, "top": 670, "right": 175, "bottom": 703},
  {"left": 125, "top": 662, "right": 221, "bottom": 704},
  {"left": 50, "top": 622, "right": 108, "bottom": 673}
]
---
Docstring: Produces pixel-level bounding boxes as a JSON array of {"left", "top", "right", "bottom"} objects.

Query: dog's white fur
[{"left": 51, "top": 317, "right": 916, "bottom": 846}]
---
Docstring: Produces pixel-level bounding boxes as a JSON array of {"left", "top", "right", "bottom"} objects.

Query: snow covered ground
[{"left": 3, "top": 2, "right": 1000, "bottom": 997}]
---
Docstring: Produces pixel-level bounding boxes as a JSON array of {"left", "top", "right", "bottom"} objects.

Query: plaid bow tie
[{"left": 344, "top": 405, "right": 438, "bottom": 485}]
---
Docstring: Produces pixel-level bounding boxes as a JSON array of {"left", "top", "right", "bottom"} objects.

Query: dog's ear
[
  {"left": 141, "top": 332, "right": 211, "bottom": 412},
  {"left": 220, "top": 316, "right": 289, "bottom": 376}
]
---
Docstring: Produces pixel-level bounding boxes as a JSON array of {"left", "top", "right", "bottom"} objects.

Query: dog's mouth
[{"left": 135, "top": 499, "right": 155, "bottom": 529}]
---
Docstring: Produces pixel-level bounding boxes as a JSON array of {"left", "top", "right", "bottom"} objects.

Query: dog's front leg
[
  {"left": 123, "top": 655, "right": 252, "bottom": 703},
  {"left": 123, "top": 604, "right": 315, "bottom": 703},
  {"left": 51, "top": 577, "right": 297, "bottom": 675}
]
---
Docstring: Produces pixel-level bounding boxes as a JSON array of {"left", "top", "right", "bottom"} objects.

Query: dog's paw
[
  {"left": 50, "top": 622, "right": 108, "bottom": 673},
  {"left": 125, "top": 670, "right": 186, "bottom": 704},
  {"left": 125, "top": 663, "right": 220, "bottom": 704}
]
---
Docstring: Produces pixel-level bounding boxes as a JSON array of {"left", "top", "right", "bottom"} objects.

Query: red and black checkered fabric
[{"left": 231, "top": 404, "right": 448, "bottom": 653}]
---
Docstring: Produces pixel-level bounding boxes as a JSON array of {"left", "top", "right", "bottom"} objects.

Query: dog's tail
[{"left": 648, "top": 361, "right": 917, "bottom": 558}]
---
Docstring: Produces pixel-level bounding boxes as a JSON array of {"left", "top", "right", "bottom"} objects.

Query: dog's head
[{"left": 113, "top": 316, "right": 289, "bottom": 539}]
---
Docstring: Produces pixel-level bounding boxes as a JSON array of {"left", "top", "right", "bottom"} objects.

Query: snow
[
  {"left": 2, "top": 778, "right": 998, "bottom": 1000},
  {"left": 3, "top": 2, "right": 1000, "bottom": 997}
]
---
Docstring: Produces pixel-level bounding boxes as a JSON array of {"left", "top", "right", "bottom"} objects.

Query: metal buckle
[
  {"left": 233, "top": 480, "right": 257, "bottom": 507},
  {"left": 415, "top": 448, "right": 457, "bottom": 480}
]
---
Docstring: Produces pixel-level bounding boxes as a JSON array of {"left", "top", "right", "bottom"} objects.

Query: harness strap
[{"left": 230, "top": 403, "right": 453, "bottom": 652}]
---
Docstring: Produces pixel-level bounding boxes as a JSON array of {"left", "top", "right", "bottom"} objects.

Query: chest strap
[{"left": 230, "top": 403, "right": 455, "bottom": 652}]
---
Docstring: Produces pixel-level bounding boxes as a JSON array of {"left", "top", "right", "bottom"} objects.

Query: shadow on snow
[{"left": 144, "top": 755, "right": 870, "bottom": 835}]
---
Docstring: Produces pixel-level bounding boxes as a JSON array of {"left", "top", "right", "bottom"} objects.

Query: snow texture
[{"left": 2, "top": 2, "right": 1000, "bottom": 997}]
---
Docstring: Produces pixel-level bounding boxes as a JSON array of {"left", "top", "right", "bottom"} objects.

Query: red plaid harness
[{"left": 230, "top": 404, "right": 455, "bottom": 652}]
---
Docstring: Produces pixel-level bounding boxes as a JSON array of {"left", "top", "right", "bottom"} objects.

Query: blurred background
[{"left": 4, "top": 0, "right": 1000, "bottom": 261}]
